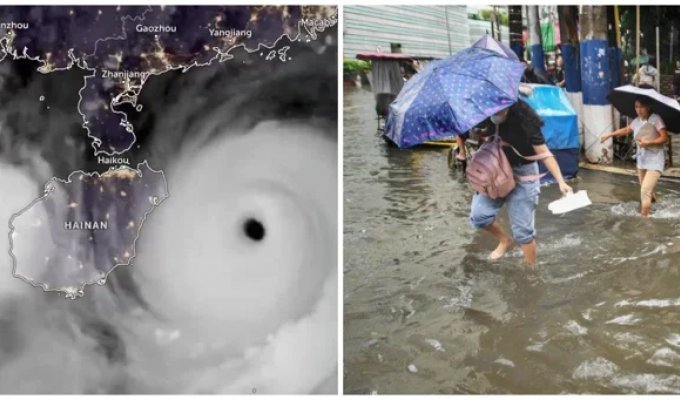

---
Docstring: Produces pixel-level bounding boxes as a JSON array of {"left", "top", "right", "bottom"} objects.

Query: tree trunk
[
  {"left": 527, "top": 5, "right": 544, "bottom": 71},
  {"left": 558, "top": 5, "right": 583, "bottom": 146},
  {"left": 580, "top": 5, "right": 608, "bottom": 41},
  {"left": 557, "top": 5, "right": 579, "bottom": 45}
]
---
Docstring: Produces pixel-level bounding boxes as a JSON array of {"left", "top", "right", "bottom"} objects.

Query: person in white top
[
  {"left": 633, "top": 61, "right": 658, "bottom": 89},
  {"left": 600, "top": 96, "right": 668, "bottom": 216}
]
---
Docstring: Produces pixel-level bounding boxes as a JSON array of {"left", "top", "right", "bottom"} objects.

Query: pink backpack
[{"left": 466, "top": 127, "right": 552, "bottom": 199}]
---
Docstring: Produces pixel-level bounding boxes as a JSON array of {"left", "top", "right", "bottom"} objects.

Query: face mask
[{"left": 490, "top": 113, "right": 506, "bottom": 125}]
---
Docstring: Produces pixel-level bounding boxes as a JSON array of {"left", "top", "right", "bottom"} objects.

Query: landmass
[
  {"left": 0, "top": 5, "right": 338, "bottom": 155},
  {"left": 8, "top": 162, "right": 168, "bottom": 299}
]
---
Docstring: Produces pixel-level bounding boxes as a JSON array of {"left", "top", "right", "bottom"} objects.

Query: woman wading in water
[
  {"left": 469, "top": 100, "right": 573, "bottom": 265},
  {"left": 600, "top": 96, "right": 668, "bottom": 217}
]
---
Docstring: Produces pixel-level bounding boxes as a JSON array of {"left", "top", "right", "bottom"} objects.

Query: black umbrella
[{"left": 607, "top": 85, "right": 680, "bottom": 132}]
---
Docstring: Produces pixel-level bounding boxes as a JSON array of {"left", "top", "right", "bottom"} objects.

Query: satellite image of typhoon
[{"left": 0, "top": 5, "right": 337, "bottom": 394}]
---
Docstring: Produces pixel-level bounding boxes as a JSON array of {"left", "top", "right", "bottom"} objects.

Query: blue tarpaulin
[
  {"left": 521, "top": 85, "right": 579, "bottom": 150},
  {"left": 521, "top": 84, "right": 580, "bottom": 183}
]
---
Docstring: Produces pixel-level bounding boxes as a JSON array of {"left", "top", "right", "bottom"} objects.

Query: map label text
[
  {"left": 136, "top": 24, "right": 176, "bottom": 33},
  {"left": 209, "top": 28, "right": 252, "bottom": 38},
  {"left": 0, "top": 21, "right": 29, "bottom": 30},
  {"left": 102, "top": 70, "right": 149, "bottom": 80},
  {"left": 301, "top": 15, "right": 337, "bottom": 29},
  {"left": 64, "top": 221, "right": 109, "bottom": 230},
  {"left": 98, "top": 156, "right": 130, "bottom": 165}
]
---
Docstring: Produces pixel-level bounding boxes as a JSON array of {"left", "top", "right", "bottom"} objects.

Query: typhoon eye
[{"left": 243, "top": 217, "right": 265, "bottom": 241}]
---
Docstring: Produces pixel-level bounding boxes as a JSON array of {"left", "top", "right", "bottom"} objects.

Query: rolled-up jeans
[{"left": 469, "top": 162, "right": 541, "bottom": 244}]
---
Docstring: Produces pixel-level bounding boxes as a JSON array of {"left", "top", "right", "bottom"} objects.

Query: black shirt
[{"left": 478, "top": 112, "right": 546, "bottom": 166}]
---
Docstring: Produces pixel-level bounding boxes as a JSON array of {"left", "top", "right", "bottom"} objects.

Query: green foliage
[
  {"left": 499, "top": 13, "right": 509, "bottom": 26},
  {"left": 343, "top": 59, "right": 371, "bottom": 75},
  {"left": 477, "top": 9, "right": 508, "bottom": 26},
  {"left": 479, "top": 9, "right": 492, "bottom": 21}
]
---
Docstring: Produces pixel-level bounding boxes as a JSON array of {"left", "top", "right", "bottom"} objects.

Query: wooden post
[{"left": 614, "top": 5, "right": 621, "bottom": 48}]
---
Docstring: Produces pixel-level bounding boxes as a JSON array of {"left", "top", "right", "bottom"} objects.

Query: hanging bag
[{"left": 466, "top": 125, "right": 552, "bottom": 199}]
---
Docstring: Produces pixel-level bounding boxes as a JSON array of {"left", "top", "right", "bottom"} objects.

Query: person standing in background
[
  {"left": 633, "top": 59, "right": 658, "bottom": 89},
  {"left": 673, "top": 60, "right": 680, "bottom": 99},
  {"left": 554, "top": 55, "right": 565, "bottom": 88}
]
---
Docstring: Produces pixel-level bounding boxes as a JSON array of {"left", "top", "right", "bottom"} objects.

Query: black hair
[
  {"left": 634, "top": 95, "right": 653, "bottom": 113},
  {"left": 507, "top": 98, "right": 544, "bottom": 131}
]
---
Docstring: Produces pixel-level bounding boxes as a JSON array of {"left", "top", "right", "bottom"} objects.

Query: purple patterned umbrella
[
  {"left": 472, "top": 33, "right": 519, "bottom": 60},
  {"left": 384, "top": 47, "right": 526, "bottom": 148}
]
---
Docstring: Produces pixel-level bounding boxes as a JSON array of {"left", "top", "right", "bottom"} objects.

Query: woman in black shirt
[{"left": 469, "top": 100, "right": 572, "bottom": 265}]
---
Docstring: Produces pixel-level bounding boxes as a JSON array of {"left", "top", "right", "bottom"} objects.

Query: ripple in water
[
  {"left": 666, "top": 333, "right": 680, "bottom": 348},
  {"left": 616, "top": 297, "right": 680, "bottom": 308},
  {"left": 647, "top": 348, "right": 680, "bottom": 367},
  {"left": 564, "top": 320, "right": 588, "bottom": 336},
  {"left": 611, "top": 374, "right": 680, "bottom": 393},
  {"left": 606, "top": 314, "right": 642, "bottom": 326},
  {"left": 611, "top": 198, "right": 680, "bottom": 219},
  {"left": 572, "top": 357, "right": 619, "bottom": 380}
]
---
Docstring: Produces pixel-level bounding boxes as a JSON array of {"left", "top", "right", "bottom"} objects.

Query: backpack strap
[
  {"left": 504, "top": 142, "right": 553, "bottom": 161},
  {"left": 494, "top": 124, "right": 553, "bottom": 161}
]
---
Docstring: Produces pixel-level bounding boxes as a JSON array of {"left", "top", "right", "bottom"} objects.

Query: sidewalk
[{"left": 580, "top": 134, "right": 680, "bottom": 181}]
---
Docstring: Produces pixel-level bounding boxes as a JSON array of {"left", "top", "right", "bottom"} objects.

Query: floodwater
[{"left": 343, "top": 87, "right": 680, "bottom": 394}]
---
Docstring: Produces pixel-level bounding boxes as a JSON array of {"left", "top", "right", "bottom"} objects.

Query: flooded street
[{"left": 343, "top": 87, "right": 680, "bottom": 394}]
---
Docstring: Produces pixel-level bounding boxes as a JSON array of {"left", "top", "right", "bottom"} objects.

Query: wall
[{"left": 343, "top": 6, "right": 469, "bottom": 59}]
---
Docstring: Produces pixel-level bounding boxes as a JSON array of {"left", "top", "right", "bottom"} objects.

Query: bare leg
[
  {"left": 521, "top": 240, "right": 537, "bottom": 265},
  {"left": 483, "top": 221, "right": 513, "bottom": 260},
  {"left": 455, "top": 135, "right": 466, "bottom": 160},
  {"left": 639, "top": 169, "right": 661, "bottom": 217}
]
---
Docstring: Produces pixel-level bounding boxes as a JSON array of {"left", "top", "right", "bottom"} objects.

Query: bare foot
[{"left": 489, "top": 237, "right": 513, "bottom": 260}]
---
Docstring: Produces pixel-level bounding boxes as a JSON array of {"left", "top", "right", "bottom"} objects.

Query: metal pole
[
  {"left": 496, "top": 6, "right": 502, "bottom": 41},
  {"left": 635, "top": 5, "right": 640, "bottom": 87},
  {"left": 444, "top": 6, "right": 452, "bottom": 55}
]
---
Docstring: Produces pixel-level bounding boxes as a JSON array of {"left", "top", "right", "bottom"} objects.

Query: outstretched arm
[
  {"left": 601, "top": 125, "right": 633, "bottom": 142},
  {"left": 532, "top": 144, "right": 573, "bottom": 195}
]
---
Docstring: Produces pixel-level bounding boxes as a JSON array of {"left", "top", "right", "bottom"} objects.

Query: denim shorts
[{"left": 469, "top": 162, "right": 541, "bottom": 244}]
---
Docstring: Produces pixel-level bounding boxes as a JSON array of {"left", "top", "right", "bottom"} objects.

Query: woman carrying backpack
[{"left": 468, "top": 100, "right": 573, "bottom": 265}]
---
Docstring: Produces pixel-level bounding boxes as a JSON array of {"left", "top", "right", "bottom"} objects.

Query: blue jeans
[{"left": 469, "top": 162, "right": 541, "bottom": 244}]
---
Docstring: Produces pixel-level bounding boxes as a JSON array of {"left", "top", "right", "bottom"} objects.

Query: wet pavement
[{"left": 344, "top": 87, "right": 680, "bottom": 394}]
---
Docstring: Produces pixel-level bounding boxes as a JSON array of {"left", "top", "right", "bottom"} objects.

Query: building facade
[{"left": 343, "top": 6, "right": 470, "bottom": 59}]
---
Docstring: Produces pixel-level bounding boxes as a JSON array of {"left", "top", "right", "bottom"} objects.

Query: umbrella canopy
[
  {"left": 384, "top": 47, "right": 526, "bottom": 148},
  {"left": 607, "top": 85, "right": 680, "bottom": 133},
  {"left": 471, "top": 33, "right": 519, "bottom": 60}
]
